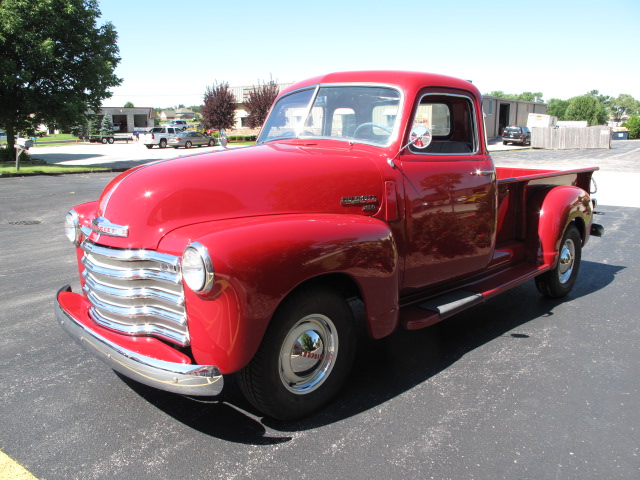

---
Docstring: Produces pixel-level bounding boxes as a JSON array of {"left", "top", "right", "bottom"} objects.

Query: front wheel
[
  {"left": 238, "top": 286, "right": 356, "bottom": 420},
  {"left": 185, "top": 141, "right": 192, "bottom": 149},
  {"left": 535, "top": 223, "right": 582, "bottom": 298}
]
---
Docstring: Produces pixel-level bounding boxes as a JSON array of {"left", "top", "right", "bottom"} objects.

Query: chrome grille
[{"left": 80, "top": 240, "right": 189, "bottom": 346}]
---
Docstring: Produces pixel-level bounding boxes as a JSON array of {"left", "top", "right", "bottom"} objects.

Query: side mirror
[
  {"left": 218, "top": 128, "right": 228, "bottom": 148},
  {"left": 408, "top": 125, "right": 432, "bottom": 149}
]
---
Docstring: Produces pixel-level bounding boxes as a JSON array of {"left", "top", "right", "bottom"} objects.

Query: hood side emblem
[
  {"left": 91, "top": 217, "right": 129, "bottom": 238},
  {"left": 341, "top": 195, "right": 379, "bottom": 212},
  {"left": 341, "top": 195, "right": 378, "bottom": 207}
]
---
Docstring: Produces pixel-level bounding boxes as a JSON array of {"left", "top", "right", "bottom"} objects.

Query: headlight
[
  {"left": 182, "top": 242, "right": 214, "bottom": 294},
  {"left": 64, "top": 210, "right": 81, "bottom": 244}
]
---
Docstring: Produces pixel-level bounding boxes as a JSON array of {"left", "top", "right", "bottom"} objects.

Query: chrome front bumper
[{"left": 55, "top": 285, "right": 224, "bottom": 396}]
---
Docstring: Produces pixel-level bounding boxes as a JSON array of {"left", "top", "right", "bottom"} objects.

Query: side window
[{"left": 409, "top": 93, "right": 477, "bottom": 155}]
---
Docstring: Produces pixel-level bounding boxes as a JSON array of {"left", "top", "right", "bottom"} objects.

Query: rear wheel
[
  {"left": 503, "top": 140, "right": 508, "bottom": 145},
  {"left": 159, "top": 138, "right": 167, "bottom": 148},
  {"left": 535, "top": 223, "right": 582, "bottom": 298},
  {"left": 145, "top": 144, "right": 153, "bottom": 149},
  {"left": 208, "top": 139, "right": 215, "bottom": 146},
  {"left": 238, "top": 286, "right": 356, "bottom": 420},
  {"left": 108, "top": 137, "right": 114, "bottom": 144},
  {"left": 101, "top": 137, "right": 108, "bottom": 144}
]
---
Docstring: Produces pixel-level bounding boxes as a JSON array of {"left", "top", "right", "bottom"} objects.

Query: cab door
[{"left": 399, "top": 91, "right": 496, "bottom": 292}]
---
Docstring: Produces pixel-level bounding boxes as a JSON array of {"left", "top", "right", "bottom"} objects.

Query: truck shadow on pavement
[{"left": 121, "top": 259, "right": 623, "bottom": 443}]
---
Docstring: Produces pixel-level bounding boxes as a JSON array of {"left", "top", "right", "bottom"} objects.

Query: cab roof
[{"left": 280, "top": 71, "right": 480, "bottom": 99}]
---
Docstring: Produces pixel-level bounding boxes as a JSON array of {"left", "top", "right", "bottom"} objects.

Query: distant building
[
  {"left": 482, "top": 96, "right": 547, "bottom": 138},
  {"left": 158, "top": 108, "right": 196, "bottom": 122},
  {"left": 90, "top": 107, "right": 154, "bottom": 132}
]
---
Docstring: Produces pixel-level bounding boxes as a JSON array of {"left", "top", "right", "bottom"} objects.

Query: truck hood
[{"left": 91, "top": 142, "right": 385, "bottom": 249}]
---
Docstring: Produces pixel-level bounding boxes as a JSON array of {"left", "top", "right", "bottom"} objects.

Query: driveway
[
  {"left": 0, "top": 141, "right": 638, "bottom": 480},
  {"left": 30, "top": 141, "right": 231, "bottom": 170}
]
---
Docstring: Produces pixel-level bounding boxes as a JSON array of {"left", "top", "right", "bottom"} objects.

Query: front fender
[
  {"left": 529, "top": 185, "right": 593, "bottom": 268},
  {"left": 159, "top": 214, "right": 399, "bottom": 373}
]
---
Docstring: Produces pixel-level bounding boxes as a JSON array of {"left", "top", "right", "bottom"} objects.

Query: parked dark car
[
  {"left": 502, "top": 126, "right": 531, "bottom": 145},
  {"left": 168, "top": 131, "right": 216, "bottom": 148}
]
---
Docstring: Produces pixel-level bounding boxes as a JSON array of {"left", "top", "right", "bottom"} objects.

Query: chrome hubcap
[
  {"left": 279, "top": 314, "right": 338, "bottom": 394},
  {"left": 558, "top": 238, "right": 575, "bottom": 284}
]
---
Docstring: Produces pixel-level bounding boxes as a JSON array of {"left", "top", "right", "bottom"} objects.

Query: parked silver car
[{"left": 168, "top": 131, "right": 216, "bottom": 149}]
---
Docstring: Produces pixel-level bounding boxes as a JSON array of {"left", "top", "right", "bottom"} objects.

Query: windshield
[{"left": 257, "top": 85, "right": 401, "bottom": 146}]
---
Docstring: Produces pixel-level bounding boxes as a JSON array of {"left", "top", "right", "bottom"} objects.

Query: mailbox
[{"left": 17, "top": 138, "right": 34, "bottom": 148}]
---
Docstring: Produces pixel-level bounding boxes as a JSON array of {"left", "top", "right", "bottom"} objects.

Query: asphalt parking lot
[{"left": 1, "top": 141, "right": 638, "bottom": 479}]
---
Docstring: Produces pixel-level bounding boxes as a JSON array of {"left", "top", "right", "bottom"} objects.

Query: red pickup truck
[{"left": 56, "top": 71, "right": 603, "bottom": 420}]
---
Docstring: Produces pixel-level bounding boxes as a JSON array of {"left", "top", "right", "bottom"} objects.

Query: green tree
[
  {"left": 100, "top": 115, "right": 114, "bottom": 135},
  {"left": 70, "top": 123, "right": 89, "bottom": 139},
  {"left": 622, "top": 115, "right": 640, "bottom": 139},
  {"left": 514, "top": 92, "right": 543, "bottom": 102},
  {"left": 88, "top": 115, "right": 101, "bottom": 136},
  {"left": 300, "top": 333, "right": 315, "bottom": 352},
  {"left": 0, "top": 0, "right": 121, "bottom": 159},
  {"left": 547, "top": 98, "right": 570, "bottom": 120},
  {"left": 588, "top": 89, "right": 612, "bottom": 107},
  {"left": 245, "top": 80, "right": 280, "bottom": 129},
  {"left": 124, "top": 101, "right": 135, "bottom": 108},
  {"left": 609, "top": 94, "right": 640, "bottom": 122},
  {"left": 565, "top": 95, "right": 608, "bottom": 126},
  {"left": 484, "top": 91, "right": 544, "bottom": 102},
  {"left": 201, "top": 82, "right": 236, "bottom": 131}
]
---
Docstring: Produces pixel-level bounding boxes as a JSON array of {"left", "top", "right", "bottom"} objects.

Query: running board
[{"left": 401, "top": 262, "right": 548, "bottom": 330}]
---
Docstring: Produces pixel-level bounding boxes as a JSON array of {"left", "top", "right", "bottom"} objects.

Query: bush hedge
[{"left": 228, "top": 135, "right": 257, "bottom": 142}]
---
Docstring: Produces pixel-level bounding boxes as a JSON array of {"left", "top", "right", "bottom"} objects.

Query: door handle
[{"left": 473, "top": 170, "right": 494, "bottom": 177}]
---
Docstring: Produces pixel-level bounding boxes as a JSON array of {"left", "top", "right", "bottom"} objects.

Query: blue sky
[{"left": 98, "top": 0, "right": 640, "bottom": 108}]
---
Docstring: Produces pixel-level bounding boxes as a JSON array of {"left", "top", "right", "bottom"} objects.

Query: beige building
[
  {"left": 92, "top": 107, "right": 155, "bottom": 132},
  {"left": 482, "top": 96, "right": 547, "bottom": 138}
]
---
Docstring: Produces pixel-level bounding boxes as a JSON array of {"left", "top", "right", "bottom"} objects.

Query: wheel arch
[
  {"left": 528, "top": 185, "right": 593, "bottom": 269},
  {"left": 159, "top": 214, "right": 400, "bottom": 373}
]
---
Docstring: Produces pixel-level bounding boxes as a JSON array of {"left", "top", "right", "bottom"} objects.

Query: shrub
[
  {"left": 0, "top": 147, "right": 30, "bottom": 164},
  {"left": 622, "top": 116, "right": 640, "bottom": 139}
]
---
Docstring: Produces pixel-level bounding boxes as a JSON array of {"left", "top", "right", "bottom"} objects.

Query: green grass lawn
[{"left": 0, "top": 163, "right": 111, "bottom": 175}]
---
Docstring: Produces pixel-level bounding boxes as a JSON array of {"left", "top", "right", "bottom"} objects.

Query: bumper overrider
[{"left": 55, "top": 285, "right": 224, "bottom": 396}]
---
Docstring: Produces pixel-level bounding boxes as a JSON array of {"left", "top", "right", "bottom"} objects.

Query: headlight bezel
[
  {"left": 64, "top": 209, "right": 81, "bottom": 245},
  {"left": 181, "top": 242, "right": 215, "bottom": 294}
]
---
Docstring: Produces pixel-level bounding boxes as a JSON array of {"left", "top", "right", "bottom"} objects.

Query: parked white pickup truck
[{"left": 140, "top": 126, "right": 182, "bottom": 149}]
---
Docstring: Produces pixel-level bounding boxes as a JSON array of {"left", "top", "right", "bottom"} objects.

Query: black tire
[
  {"left": 208, "top": 139, "right": 215, "bottom": 146},
  {"left": 503, "top": 140, "right": 508, "bottom": 145},
  {"left": 101, "top": 137, "right": 108, "bottom": 144},
  {"left": 159, "top": 138, "right": 167, "bottom": 148},
  {"left": 185, "top": 141, "right": 192, "bottom": 149},
  {"left": 145, "top": 144, "right": 153, "bottom": 149},
  {"left": 238, "top": 286, "right": 356, "bottom": 420},
  {"left": 108, "top": 137, "right": 114, "bottom": 144},
  {"left": 535, "top": 223, "right": 582, "bottom": 298}
]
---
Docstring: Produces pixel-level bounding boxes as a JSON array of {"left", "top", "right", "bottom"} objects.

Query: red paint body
[{"left": 59, "top": 71, "right": 599, "bottom": 376}]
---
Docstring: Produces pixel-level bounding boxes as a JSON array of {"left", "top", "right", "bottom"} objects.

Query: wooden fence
[{"left": 531, "top": 126, "right": 611, "bottom": 149}]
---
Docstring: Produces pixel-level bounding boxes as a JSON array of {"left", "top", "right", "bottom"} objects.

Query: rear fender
[
  {"left": 159, "top": 214, "right": 399, "bottom": 373},
  {"left": 529, "top": 185, "right": 593, "bottom": 268}
]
